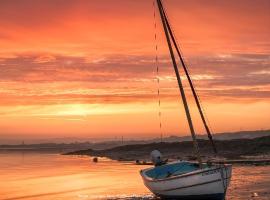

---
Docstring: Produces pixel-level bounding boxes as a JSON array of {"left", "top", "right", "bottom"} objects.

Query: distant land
[
  {"left": 66, "top": 135, "right": 270, "bottom": 163},
  {"left": 0, "top": 130, "right": 269, "bottom": 154}
]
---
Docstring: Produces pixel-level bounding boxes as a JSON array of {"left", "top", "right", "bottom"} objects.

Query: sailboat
[{"left": 140, "top": 0, "right": 232, "bottom": 199}]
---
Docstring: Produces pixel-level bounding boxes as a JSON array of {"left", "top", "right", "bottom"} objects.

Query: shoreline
[
  {"left": 65, "top": 135, "right": 270, "bottom": 166},
  {"left": 132, "top": 159, "right": 270, "bottom": 165}
]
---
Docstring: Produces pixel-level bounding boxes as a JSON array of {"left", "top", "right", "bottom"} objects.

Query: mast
[
  {"left": 156, "top": 0, "right": 202, "bottom": 167},
  {"left": 160, "top": 3, "right": 217, "bottom": 154}
]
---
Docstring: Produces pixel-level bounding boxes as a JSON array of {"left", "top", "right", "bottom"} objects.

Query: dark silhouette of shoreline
[
  {"left": 1, "top": 130, "right": 269, "bottom": 158},
  {"left": 66, "top": 135, "right": 270, "bottom": 164}
]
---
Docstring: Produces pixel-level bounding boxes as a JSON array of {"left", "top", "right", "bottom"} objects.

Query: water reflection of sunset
[
  {"left": 0, "top": 153, "right": 150, "bottom": 199},
  {"left": 0, "top": 153, "right": 269, "bottom": 200}
]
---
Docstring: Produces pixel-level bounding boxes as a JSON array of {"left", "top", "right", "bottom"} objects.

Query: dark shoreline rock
[{"left": 65, "top": 136, "right": 270, "bottom": 164}]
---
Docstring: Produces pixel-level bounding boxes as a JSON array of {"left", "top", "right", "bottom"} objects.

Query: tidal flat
[{"left": 0, "top": 152, "right": 269, "bottom": 200}]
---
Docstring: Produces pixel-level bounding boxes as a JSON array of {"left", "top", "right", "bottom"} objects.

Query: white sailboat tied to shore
[{"left": 140, "top": 0, "right": 232, "bottom": 199}]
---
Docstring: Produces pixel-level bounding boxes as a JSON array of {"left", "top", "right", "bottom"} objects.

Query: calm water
[{"left": 0, "top": 152, "right": 269, "bottom": 200}]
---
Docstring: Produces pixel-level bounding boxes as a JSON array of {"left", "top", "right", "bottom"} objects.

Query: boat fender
[{"left": 150, "top": 150, "right": 163, "bottom": 166}]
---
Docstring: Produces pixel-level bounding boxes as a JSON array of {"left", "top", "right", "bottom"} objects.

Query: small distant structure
[{"left": 93, "top": 157, "right": 98, "bottom": 163}]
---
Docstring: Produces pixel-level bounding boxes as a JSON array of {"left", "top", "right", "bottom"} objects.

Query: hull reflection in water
[{"left": 141, "top": 161, "right": 232, "bottom": 200}]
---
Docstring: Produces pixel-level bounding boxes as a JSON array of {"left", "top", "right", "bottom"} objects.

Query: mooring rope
[{"left": 153, "top": 1, "right": 163, "bottom": 142}]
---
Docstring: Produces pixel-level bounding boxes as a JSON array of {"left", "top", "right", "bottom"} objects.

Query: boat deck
[{"left": 145, "top": 161, "right": 207, "bottom": 179}]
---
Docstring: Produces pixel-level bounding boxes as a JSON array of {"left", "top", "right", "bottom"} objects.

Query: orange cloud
[{"left": 0, "top": 0, "right": 269, "bottom": 141}]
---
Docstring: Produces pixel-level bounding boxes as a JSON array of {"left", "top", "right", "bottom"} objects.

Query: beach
[{"left": 0, "top": 152, "right": 269, "bottom": 200}]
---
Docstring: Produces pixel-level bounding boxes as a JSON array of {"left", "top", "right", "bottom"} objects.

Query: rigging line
[
  {"left": 160, "top": 0, "right": 217, "bottom": 154},
  {"left": 168, "top": 32, "right": 215, "bottom": 139},
  {"left": 153, "top": 0, "right": 163, "bottom": 142},
  {"left": 168, "top": 30, "right": 217, "bottom": 153},
  {"left": 157, "top": 0, "right": 202, "bottom": 168}
]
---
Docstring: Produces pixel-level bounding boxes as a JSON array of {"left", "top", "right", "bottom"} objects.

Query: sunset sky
[{"left": 0, "top": 0, "right": 269, "bottom": 143}]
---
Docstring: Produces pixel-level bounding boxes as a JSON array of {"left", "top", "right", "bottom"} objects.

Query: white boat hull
[{"left": 140, "top": 162, "right": 232, "bottom": 200}]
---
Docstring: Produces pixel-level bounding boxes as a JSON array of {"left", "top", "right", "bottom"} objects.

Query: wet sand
[{"left": 0, "top": 152, "right": 269, "bottom": 200}]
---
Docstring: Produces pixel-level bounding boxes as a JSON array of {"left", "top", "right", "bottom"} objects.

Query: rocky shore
[{"left": 65, "top": 135, "right": 270, "bottom": 164}]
